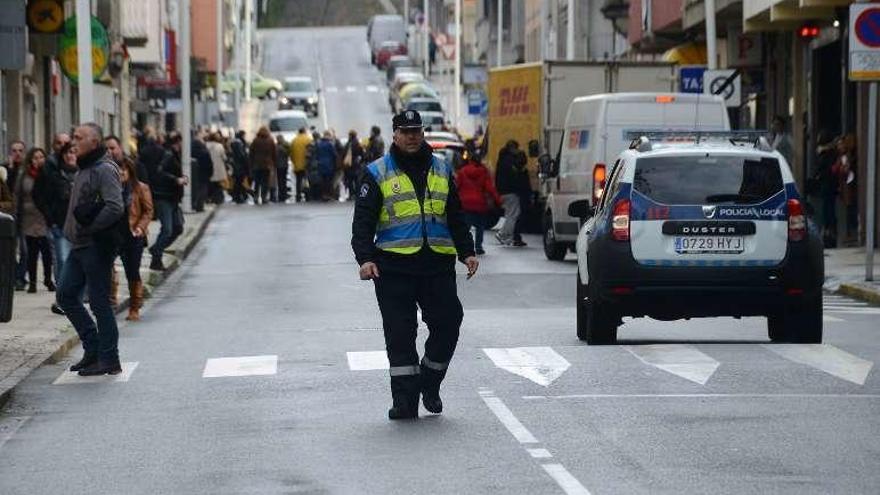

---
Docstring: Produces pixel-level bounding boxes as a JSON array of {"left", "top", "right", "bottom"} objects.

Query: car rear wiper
[{"left": 704, "top": 193, "right": 764, "bottom": 204}]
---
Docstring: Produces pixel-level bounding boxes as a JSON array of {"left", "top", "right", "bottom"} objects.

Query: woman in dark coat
[{"left": 248, "top": 126, "right": 277, "bottom": 205}]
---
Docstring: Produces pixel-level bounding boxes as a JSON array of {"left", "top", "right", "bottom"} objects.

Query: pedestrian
[
  {"left": 15, "top": 148, "right": 55, "bottom": 293},
  {"left": 230, "top": 130, "right": 250, "bottom": 204},
  {"left": 365, "top": 125, "right": 385, "bottom": 163},
  {"left": 0, "top": 167, "right": 13, "bottom": 216},
  {"left": 316, "top": 131, "right": 338, "bottom": 201},
  {"left": 342, "top": 129, "right": 365, "bottom": 200},
  {"left": 456, "top": 150, "right": 502, "bottom": 255},
  {"left": 306, "top": 131, "right": 323, "bottom": 201},
  {"left": 206, "top": 132, "right": 228, "bottom": 204},
  {"left": 191, "top": 132, "right": 213, "bottom": 212},
  {"left": 275, "top": 134, "right": 291, "bottom": 202},
  {"left": 813, "top": 130, "right": 838, "bottom": 248},
  {"left": 149, "top": 132, "right": 188, "bottom": 271},
  {"left": 351, "top": 110, "right": 477, "bottom": 420},
  {"left": 114, "top": 157, "right": 153, "bottom": 321},
  {"left": 57, "top": 122, "right": 125, "bottom": 376},
  {"left": 428, "top": 33, "right": 437, "bottom": 74},
  {"left": 832, "top": 134, "right": 858, "bottom": 246},
  {"left": 769, "top": 115, "right": 794, "bottom": 168},
  {"left": 495, "top": 140, "right": 530, "bottom": 246},
  {"left": 4, "top": 140, "right": 29, "bottom": 290},
  {"left": 249, "top": 126, "right": 276, "bottom": 205},
  {"left": 46, "top": 132, "right": 71, "bottom": 171},
  {"left": 290, "top": 127, "right": 312, "bottom": 202},
  {"left": 136, "top": 126, "right": 165, "bottom": 186},
  {"left": 33, "top": 141, "right": 78, "bottom": 315},
  {"left": 105, "top": 135, "right": 148, "bottom": 184}
]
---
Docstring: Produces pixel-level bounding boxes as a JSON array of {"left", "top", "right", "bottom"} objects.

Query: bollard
[{"left": 0, "top": 212, "right": 15, "bottom": 322}]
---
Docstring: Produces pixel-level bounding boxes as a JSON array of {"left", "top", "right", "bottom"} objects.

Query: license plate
[{"left": 674, "top": 236, "right": 744, "bottom": 254}]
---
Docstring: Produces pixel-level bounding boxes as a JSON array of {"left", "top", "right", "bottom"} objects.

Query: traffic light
[{"left": 798, "top": 25, "right": 820, "bottom": 39}]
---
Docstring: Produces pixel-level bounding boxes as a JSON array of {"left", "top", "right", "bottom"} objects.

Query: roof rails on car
[{"left": 625, "top": 130, "right": 772, "bottom": 152}]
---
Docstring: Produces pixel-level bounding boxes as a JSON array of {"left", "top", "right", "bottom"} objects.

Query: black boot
[
  {"left": 149, "top": 256, "right": 166, "bottom": 271},
  {"left": 69, "top": 353, "right": 98, "bottom": 372},
  {"left": 420, "top": 362, "right": 447, "bottom": 414},
  {"left": 78, "top": 358, "right": 122, "bottom": 376},
  {"left": 388, "top": 394, "right": 419, "bottom": 420}
]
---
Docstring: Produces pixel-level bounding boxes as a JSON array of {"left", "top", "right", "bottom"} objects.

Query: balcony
[{"left": 743, "top": 0, "right": 845, "bottom": 32}]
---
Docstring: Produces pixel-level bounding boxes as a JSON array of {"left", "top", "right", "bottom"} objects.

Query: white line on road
[
  {"left": 522, "top": 393, "right": 880, "bottom": 400},
  {"left": 346, "top": 351, "right": 389, "bottom": 370},
  {"left": 528, "top": 448, "right": 553, "bottom": 458},
  {"left": 0, "top": 416, "right": 31, "bottom": 452},
  {"left": 345, "top": 86, "right": 357, "bottom": 93},
  {"left": 53, "top": 362, "right": 139, "bottom": 385},
  {"left": 324, "top": 86, "right": 338, "bottom": 93},
  {"left": 483, "top": 347, "right": 571, "bottom": 387},
  {"left": 479, "top": 392, "right": 538, "bottom": 444},
  {"left": 624, "top": 344, "right": 720, "bottom": 385},
  {"left": 762, "top": 344, "right": 874, "bottom": 385},
  {"left": 202, "top": 355, "right": 277, "bottom": 378},
  {"left": 366, "top": 85, "right": 379, "bottom": 92},
  {"left": 542, "top": 464, "right": 592, "bottom": 495}
]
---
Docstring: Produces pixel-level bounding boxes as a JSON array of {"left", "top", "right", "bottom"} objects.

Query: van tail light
[
  {"left": 592, "top": 163, "right": 607, "bottom": 205},
  {"left": 787, "top": 199, "right": 806, "bottom": 242},
  {"left": 612, "top": 199, "right": 631, "bottom": 241}
]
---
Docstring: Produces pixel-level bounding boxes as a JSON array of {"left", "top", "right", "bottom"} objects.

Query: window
[
  {"left": 269, "top": 117, "right": 308, "bottom": 132},
  {"left": 600, "top": 159, "right": 623, "bottom": 211},
  {"left": 284, "top": 81, "right": 313, "bottom": 92},
  {"left": 633, "top": 155, "right": 783, "bottom": 205}
]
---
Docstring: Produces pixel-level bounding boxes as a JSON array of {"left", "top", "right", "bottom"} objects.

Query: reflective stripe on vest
[{"left": 367, "top": 153, "right": 456, "bottom": 255}]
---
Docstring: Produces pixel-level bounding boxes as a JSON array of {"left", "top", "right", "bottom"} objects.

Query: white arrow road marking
[
  {"left": 202, "top": 355, "right": 277, "bottom": 378},
  {"left": 366, "top": 85, "right": 379, "bottom": 92},
  {"left": 54, "top": 362, "right": 139, "bottom": 384},
  {"left": 625, "top": 345, "right": 720, "bottom": 385},
  {"left": 763, "top": 344, "right": 874, "bottom": 385},
  {"left": 483, "top": 347, "right": 571, "bottom": 387},
  {"left": 346, "top": 351, "right": 389, "bottom": 370}
]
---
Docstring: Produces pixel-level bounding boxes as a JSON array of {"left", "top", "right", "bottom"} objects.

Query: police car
[{"left": 570, "top": 131, "right": 824, "bottom": 345}]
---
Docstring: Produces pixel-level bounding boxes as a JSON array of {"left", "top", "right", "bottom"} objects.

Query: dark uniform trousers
[{"left": 374, "top": 271, "right": 464, "bottom": 402}]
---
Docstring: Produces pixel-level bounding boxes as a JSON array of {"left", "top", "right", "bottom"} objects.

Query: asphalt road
[{"left": 2, "top": 27, "right": 880, "bottom": 495}]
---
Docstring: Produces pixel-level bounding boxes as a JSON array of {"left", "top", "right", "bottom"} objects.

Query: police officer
[{"left": 352, "top": 110, "right": 478, "bottom": 420}]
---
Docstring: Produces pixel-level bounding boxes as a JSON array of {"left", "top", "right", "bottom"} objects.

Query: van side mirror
[
  {"left": 528, "top": 139, "right": 541, "bottom": 158},
  {"left": 538, "top": 154, "right": 557, "bottom": 178},
  {"left": 568, "top": 199, "right": 593, "bottom": 220}
]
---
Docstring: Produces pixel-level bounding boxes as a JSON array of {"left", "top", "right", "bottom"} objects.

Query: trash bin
[{"left": 0, "top": 212, "right": 15, "bottom": 322}]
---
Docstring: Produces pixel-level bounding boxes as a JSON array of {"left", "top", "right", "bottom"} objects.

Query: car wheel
[
  {"left": 266, "top": 89, "right": 278, "bottom": 99},
  {"left": 766, "top": 293, "right": 822, "bottom": 343},
  {"left": 543, "top": 213, "right": 567, "bottom": 261},
  {"left": 577, "top": 275, "right": 618, "bottom": 344}
]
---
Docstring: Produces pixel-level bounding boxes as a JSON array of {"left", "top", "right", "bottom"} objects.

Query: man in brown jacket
[{"left": 249, "top": 126, "right": 276, "bottom": 205}]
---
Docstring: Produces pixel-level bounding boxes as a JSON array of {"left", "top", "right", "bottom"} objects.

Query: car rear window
[
  {"left": 408, "top": 101, "right": 442, "bottom": 112},
  {"left": 270, "top": 117, "right": 308, "bottom": 132},
  {"left": 633, "top": 155, "right": 783, "bottom": 205}
]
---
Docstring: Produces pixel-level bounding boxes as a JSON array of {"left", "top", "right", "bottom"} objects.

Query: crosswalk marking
[
  {"left": 366, "top": 85, "right": 379, "bottom": 92},
  {"left": 483, "top": 347, "right": 571, "bottom": 387},
  {"left": 345, "top": 86, "right": 356, "bottom": 92},
  {"left": 346, "top": 351, "right": 389, "bottom": 370},
  {"left": 325, "top": 86, "right": 338, "bottom": 93},
  {"left": 202, "top": 355, "right": 277, "bottom": 378},
  {"left": 823, "top": 295, "right": 880, "bottom": 315},
  {"left": 624, "top": 345, "right": 719, "bottom": 385},
  {"left": 762, "top": 344, "right": 874, "bottom": 385},
  {"left": 53, "top": 362, "right": 139, "bottom": 385}
]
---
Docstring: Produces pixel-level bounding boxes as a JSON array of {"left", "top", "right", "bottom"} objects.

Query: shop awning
[{"left": 663, "top": 43, "right": 707, "bottom": 65}]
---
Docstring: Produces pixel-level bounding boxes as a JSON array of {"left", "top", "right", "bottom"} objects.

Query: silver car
[{"left": 280, "top": 76, "right": 319, "bottom": 117}]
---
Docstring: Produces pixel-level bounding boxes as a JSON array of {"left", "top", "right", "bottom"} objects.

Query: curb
[
  {"left": 837, "top": 283, "right": 880, "bottom": 305},
  {"left": 0, "top": 206, "right": 219, "bottom": 411}
]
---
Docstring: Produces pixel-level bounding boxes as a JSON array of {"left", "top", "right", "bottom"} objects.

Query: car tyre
[
  {"left": 543, "top": 213, "right": 567, "bottom": 261},
  {"left": 266, "top": 89, "right": 278, "bottom": 100},
  {"left": 576, "top": 275, "right": 618, "bottom": 344},
  {"left": 766, "top": 293, "right": 822, "bottom": 343}
]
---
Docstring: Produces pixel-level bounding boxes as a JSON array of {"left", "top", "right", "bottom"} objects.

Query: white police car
[{"left": 570, "top": 131, "right": 824, "bottom": 345}]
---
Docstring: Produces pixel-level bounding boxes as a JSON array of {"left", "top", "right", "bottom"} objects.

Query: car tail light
[
  {"left": 787, "top": 198, "right": 806, "bottom": 241},
  {"left": 612, "top": 199, "right": 631, "bottom": 241},
  {"left": 592, "top": 163, "right": 606, "bottom": 205}
]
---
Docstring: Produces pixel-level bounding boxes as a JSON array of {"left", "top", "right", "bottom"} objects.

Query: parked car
[
  {"left": 367, "top": 14, "right": 406, "bottom": 65},
  {"left": 420, "top": 111, "right": 446, "bottom": 131},
  {"left": 386, "top": 56, "right": 415, "bottom": 83},
  {"left": 280, "top": 76, "right": 319, "bottom": 117},
  {"left": 395, "top": 83, "right": 440, "bottom": 113},
  {"left": 268, "top": 110, "right": 310, "bottom": 143},
  {"left": 220, "top": 71, "right": 283, "bottom": 100},
  {"left": 404, "top": 97, "right": 443, "bottom": 114},
  {"left": 376, "top": 40, "right": 407, "bottom": 69}
]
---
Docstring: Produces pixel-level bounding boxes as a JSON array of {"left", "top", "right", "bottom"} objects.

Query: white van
[
  {"left": 367, "top": 15, "right": 406, "bottom": 65},
  {"left": 541, "top": 92, "right": 731, "bottom": 260}
]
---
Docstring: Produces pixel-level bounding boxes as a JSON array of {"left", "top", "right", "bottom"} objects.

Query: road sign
[
  {"left": 703, "top": 69, "right": 741, "bottom": 107},
  {"left": 58, "top": 15, "right": 110, "bottom": 83},
  {"left": 679, "top": 66, "right": 706, "bottom": 93},
  {"left": 468, "top": 90, "right": 485, "bottom": 115},
  {"left": 849, "top": 5, "right": 880, "bottom": 81}
]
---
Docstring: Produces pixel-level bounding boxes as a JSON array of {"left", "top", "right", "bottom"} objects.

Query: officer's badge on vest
[{"left": 391, "top": 179, "right": 401, "bottom": 194}]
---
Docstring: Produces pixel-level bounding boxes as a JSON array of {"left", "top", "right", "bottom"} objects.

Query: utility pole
[
  {"left": 496, "top": 0, "right": 502, "bottom": 66},
  {"left": 180, "top": 0, "right": 192, "bottom": 210},
  {"left": 244, "top": 0, "right": 252, "bottom": 100},
  {"left": 705, "top": 0, "right": 718, "bottom": 69},
  {"left": 75, "top": 0, "right": 94, "bottom": 123},
  {"left": 423, "top": 0, "right": 429, "bottom": 77},
  {"left": 540, "top": 0, "right": 548, "bottom": 60},
  {"left": 454, "top": 0, "right": 461, "bottom": 129},
  {"left": 566, "top": 0, "right": 575, "bottom": 60},
  {"left": 216, "top": 0, "right": 223, "bottom": 110},
  {"left": 867, "top": 81, "right": 877, "bottom": 281}
]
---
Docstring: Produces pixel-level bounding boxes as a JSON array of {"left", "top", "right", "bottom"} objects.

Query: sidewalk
[
  {"left": 0, "top": 206, "right": 218, "bottom": 410},
  {"left": 824, "top": 247, "right": 880, "bottom": 304}
]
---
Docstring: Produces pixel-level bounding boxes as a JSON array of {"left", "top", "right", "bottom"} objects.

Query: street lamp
[{"left": 601, "top": 0, "right": 629, "bottom": 38}]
